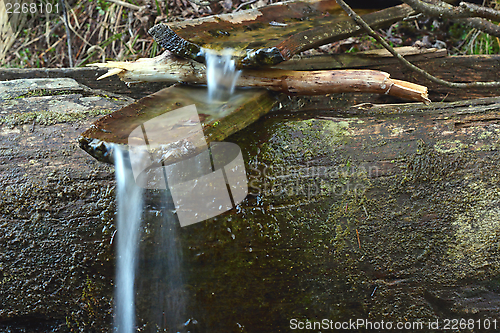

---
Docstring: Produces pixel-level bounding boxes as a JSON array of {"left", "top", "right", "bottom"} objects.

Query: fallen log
[
  {"left": 3, "top": 76, "right": 500, "bottom": 331},
  {"left": 89, "top": 51, "right": 430, "bottom": 103}
]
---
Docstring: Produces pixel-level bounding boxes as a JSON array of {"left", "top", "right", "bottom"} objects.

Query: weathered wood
[
  {"left": 238, "top": 69, "right": 429, "bottom": 101},
  {"left": 277, "top": 53, "right": 500, "bottom": 101},
  {"left": 152, "top": 2, "right": 414, "bottom": 67},
  {"left": 90, "top": 51, "right": 430, "bottom": 102},
  {"left": 0, "top": 67, "right": 170, "bottom": 99},
  {"left": 79, "top": 85, "right": 278, "bottom": 165},
  {"left": 0, "top": 78, "right": 128, "bottom": 330},
  {"left": 274, "top": 46, "right": 448, "bottom": 70}
]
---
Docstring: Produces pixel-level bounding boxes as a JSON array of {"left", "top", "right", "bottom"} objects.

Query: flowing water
[
  {"left": 113, "top": 145, "right": 144, "bottom": 333},
  {"left": 112, "top": 50, "right": 241, "bottom": 332},
  {"left": 113, "top": 147, "right": 188, "bottom": 332},
  {"left": 136, "top": 189, "right": 188, "bottom": 332},
  {"left": 205, "top": 49, "right": 241, "bottom": 102}
]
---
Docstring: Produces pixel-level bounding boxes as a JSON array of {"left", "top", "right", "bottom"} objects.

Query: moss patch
[{"left": 0, "top": 108, "right": 114, "bottom": 127}]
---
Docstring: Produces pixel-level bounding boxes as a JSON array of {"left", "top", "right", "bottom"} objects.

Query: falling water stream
[
  {"left": 205, "top": 49, "right": 241, "bottom": 102},
  {"left": 112, "top": 50, "right": 240, "bottom": 332},
  {"left": 114, "top": 145, "right": 144, "bottom": 333}
]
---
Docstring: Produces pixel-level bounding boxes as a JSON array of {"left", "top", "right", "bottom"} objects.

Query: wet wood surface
[
  {"left": 0, "top": 78, "right": 126, "bottom": 330},
  {"left": 228, "top": 94, "right": 500, "bottom": 328},
  {"left": 152, "top": 2, "right": 414, "bottom": 67},
  {"left": 79, "top": 85, "right": 277, "bottom": 164}
]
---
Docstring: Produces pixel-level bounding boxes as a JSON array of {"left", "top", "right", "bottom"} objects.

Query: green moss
[
  {"left": 0, "top": 108, "right": 114, "bottom": 127},
  {"left": 405, "top": 141, "right": 465, "bottom": 182},
  {"left": 12, "top": 89, "right": 79, "bottom": 99},
  {"left": 65, "top": 275, "right": 112, "bottom": 331},
  {"left": 434, "top": 139, "right": 468, "bottom": 154},
  {"left": 259, "top": 118, "right": 353, "bottom": 165}
]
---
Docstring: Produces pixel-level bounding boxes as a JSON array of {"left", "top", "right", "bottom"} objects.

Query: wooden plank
[
  {"left": 371, "top": 54, "right": 500, "bottom": 101},
  {"left": 154, "top": 2, "right": 414, "bottom": 67}
]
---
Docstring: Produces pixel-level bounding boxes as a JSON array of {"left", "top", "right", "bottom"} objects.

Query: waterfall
[
  {"left": 205, "top": 49, "right": 241, "bottom": 102},
  {"left": 112, "top": 49, "right": 242, "bottom": 332},
  {"left": 113, "top": 145, "right": 144, "bottom": 333}
]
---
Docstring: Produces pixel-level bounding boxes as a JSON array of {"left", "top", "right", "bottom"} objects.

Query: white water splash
[
  {"left": 114, "top": 145, "right": 144, "bottom": 333},
  {"left": 205, "top": 49, "right": 241, "bottom": 102}
]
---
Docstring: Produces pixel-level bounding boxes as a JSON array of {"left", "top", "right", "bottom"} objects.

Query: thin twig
[
  {"left": 44, "top": 10, "right": 50, "bottom": 49},
  {"left": 235, "top": 0, "right": 258, "bottom": 11},
  {"left": 14, "top": 22, "right": 63, "bottom": 55},
  {"left": 38, "top": 35, "right": 64, "bottom": 60},
  {"left": 68, "top": 0, "right": 80, "bottom": 30},
  {"left": 103, "top": 0, "right": 143, "bottom": 11},
  {"left": 335, "top": 0, "right": 500, "bottom": 89},
  {"left": 453, "top": 26, "right": 475, "bottom": 53},
  {"left": 467, "top": 29, "right": 481, "bottom": 54},
  {"left": 68, "top": 18, "right": 93, "bottom": 48},
  {"left": 356, "top": 228, "right": 361, "bottom": 249},
  {"left": 456, "top": 17, "right": 500, "bottom": 38},
  {"left": 401, "top": 0, "right": 500, "bottom": 20}
]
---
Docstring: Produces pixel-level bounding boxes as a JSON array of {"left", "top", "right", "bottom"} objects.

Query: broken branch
[
  {"left": 88, "top": 51, "right": 430, "bottom": 103},
  {"left": 238, "top": 69, "right": 429, "bottom": 103},
  {"left": 402, "top": 0, "right": 500, "bottom": 20}
]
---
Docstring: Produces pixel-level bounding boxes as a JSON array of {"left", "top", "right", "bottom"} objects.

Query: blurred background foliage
[{"left": 0, "top": 0, "right": 499, "bottom": 68}]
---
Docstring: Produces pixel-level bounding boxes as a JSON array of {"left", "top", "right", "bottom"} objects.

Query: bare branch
[
  {"left": 459, "top": 2, "right": 500, "bottom": 21},
  {"left": 401, "top": 0, "right": 500, "bottom": 38},
  {"left": 457, "top": 17, "right": 500, "bottom": 38},
  {"left": 335, "top": 0, "right": 500, "bottom": 89},
  {"left": 402, "top": 0, "right": 500, "bottom": 20}
]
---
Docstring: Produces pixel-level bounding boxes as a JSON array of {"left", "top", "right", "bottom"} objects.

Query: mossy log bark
[
  {"left": 0, "top": 79, "right": 130, "bottom": 331},
  {"left": 2, "top": 78, "right": 500, "bottom": 331}
]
